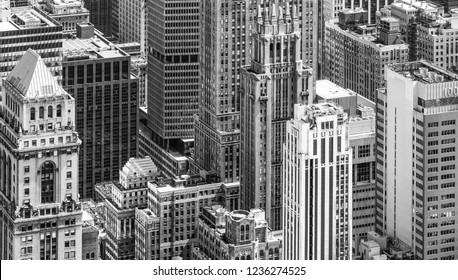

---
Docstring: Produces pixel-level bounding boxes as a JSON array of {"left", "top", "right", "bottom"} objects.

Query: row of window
[
  {"left": 428, "top": 120, "right": 456, "bottom": 127},
  {"left": 30, "top": 105, "right": 62, "bottom": 121}
]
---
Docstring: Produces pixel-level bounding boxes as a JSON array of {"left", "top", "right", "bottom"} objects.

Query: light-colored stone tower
[{"left": 0, "top": 49, "right": 82, "bottom": 260}]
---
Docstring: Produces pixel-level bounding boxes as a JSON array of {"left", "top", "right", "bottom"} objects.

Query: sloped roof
[
  {"left": 6, "top": 49, "right": 65, "bottom": 99},
  {"left": 122, "top": 156, "right": 158, "bottom": 178}
]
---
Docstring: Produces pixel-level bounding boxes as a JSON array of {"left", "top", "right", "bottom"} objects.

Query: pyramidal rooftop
[{"left": 6, "top": 49, "right": 66, "bottom": 99}]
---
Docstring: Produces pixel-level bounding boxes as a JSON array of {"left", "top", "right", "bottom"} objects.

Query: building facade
[
  {"left": 117, "top": 0, "right": 146, "bottom": 52},
  {"left": 283, "top": 103, "right": 352, "bottom": 260},
  {"left": 240, "top": 3, "right": 313, "bottom": 231},
  {"left": 83, "top": 0, "right": 113, "bottom": 38},
  {"left": 323, "top": 10, "right": 409, "bottom": 101},
  {"left": 0, "top": 50, "right": 82, "bottom": 260},
  {"left": 376, "top": 61, "right": 458, "bottom": 260},
  {"left": 193, "top": 0, "right": 251, "bottom": 184},
  {"left": 62, "top": 24, "right": 139, "bottom": 198},
  {"left": 146, "top": 0, "right": 200, "bottom": 142},
  {"left": 35, "top": 0, "right": 89, "bottom": 33},
  {"left": 0, "top": 6, "right": 63, "bottom": 82},
  {"left": 417, "top": 11, "right": 458, "bottom": 71},
  {"left": 95, "top": 157, "right": 158, "bottom": 260}
]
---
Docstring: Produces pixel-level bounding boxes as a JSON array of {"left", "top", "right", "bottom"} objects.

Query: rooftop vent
[{"left": 434, "top": 74, "right": 444, "bottom": 82}]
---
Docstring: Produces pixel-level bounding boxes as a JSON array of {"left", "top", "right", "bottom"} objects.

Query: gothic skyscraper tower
[{"left": 240, "top": 1, "right": 313, "bottom": 230}]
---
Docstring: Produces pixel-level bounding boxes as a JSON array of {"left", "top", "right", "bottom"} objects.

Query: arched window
[
  {"left": 235, "top": 257, "right": 239, "bottom": 260},
  {"left": 260, "top": 250, "right": 265, "bottom": 258},
  {"left": 56, "top": 105, "right": 62, "bottom": 117},
  {"left": 39, "top": 106, "right": 44, "bottom": 119},
  {"left": 246, "top": 255, "right": 251, "bottom": 260},
  {"left": 30, "top": 108, "right": 36, "bottom": 120},
  {"left": 245, "top": 225, "right": 250, "bottom": 240},
  {"left": 85, "top": 253, "right": 90, "bottom": 260},
  {"left": 240, "top": 256, "right": 245, "bottom": 260},
  {"left": 240, "top": 225, "right": 245, "bottom": 240},
  {"left": 41, "top": 161, "right": 55, "bottom": 203},
  {"left": 90, "top": 252, "right": 95, "bottom": 260},
  {"left": 47, "top": 106, "right": 53, "bottom": 118}
]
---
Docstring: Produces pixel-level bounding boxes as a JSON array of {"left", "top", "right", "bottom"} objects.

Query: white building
[
  {"left": 376, "top": 61, "right": 458, "bottom": 260},
  {"left": 283, "top": 102, "right": 353, "bottom": 260},
  {"left": 0, "top": 49, "right": 82, "bottom": 260}
]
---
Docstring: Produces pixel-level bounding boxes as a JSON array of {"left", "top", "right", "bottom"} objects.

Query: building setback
[
  {"left": 0, "top": 50, "right": 82, "bottom": 260},
  {"left": 376, "top": 61, "right": 458, "bottom": 260},
  {"left": 240, "top": 2, "right": 313, "bottom": 231},
  {"left": 62, "top": 24, "right": 138, "bottom": 199},
  {"left": 283, "top": 103, "right": 352, "bottom": 260}
]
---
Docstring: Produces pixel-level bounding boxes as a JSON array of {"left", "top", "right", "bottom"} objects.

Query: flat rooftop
[
  {"left": 388, "top": 61, "right": 458, "bottom": 83},
  {"left": 329, "top": 20, "right": 405, "bottom": 47},
  {"left": 316, "top": 79, "right": 356, "bottom": 99},
  {"left": 0, "top": 7, "right": 57, "bottom": 32},
  {"left": 63, "top": 34, "right": 126, "bottom": 59}
]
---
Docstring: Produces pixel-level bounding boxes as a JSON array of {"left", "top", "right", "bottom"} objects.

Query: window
[
  {"left": 428, "top": 122, "right": 438, "bottom": 127},
  {"left": 24, "top": 141, "right": 29, "bottom": 148},
  {"left": 41, "top": 161, "right": 55, "bottom": 203},
  {"left": 30, "top": 108, "right": 36, "bottom": 120},
  {"left": 24, "top": 188, "right": 30, "bottom": 195},
  {"left": 428, "top": 131, "right": 438, "bottom": 137},
  {"left": 67, "top": 172, "right": 72, "bottom": 179},
  {"left": 24, "top": 177, "right": 30, "bottom": 184},
  {"left": 56, "top": 105, "right": 62, "bottom": 117},
  {"left": 441, "top": 182, "right": 455, "bottom": 189},
  {"left": 441, "top": 120, "right": 455, "bottom": 126},
  {"left": 47, "top": 106, "right": 53, "bottom": 118},
  {"left": 66, "top": 160, "right": 72, "bottom": 167},
  {"left": 66, "top": 183, "right": 72, "bottom": 190},
  {"left": 441, "top": 138, "right": 455, "bottom": 145},
  {"left": 39, "top": 107, "right": 44, "bottom": 119},
  {"left": 441, "top": 147, "right": 455, "bottom": 154},
  {"left": 24, "top": 166, "right": 30, "bottom": 173},
  {"left": 441, "top": 129, "right": 455, "bottom": 136},
  {"left": 427, "top": 141, "right": 438, "bottom": 146},
  {"left": 357, "top": 145, "right": 371, "bottom": 158}
]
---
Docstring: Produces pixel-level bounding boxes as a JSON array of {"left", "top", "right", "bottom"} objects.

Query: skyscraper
[
  {"left": 146, "top": 0, "right": 200, "bottom": 142},
  {"left": 376, "top": 61, "right": 458, "bottom": 260},
  {"left": 0, "top": 50, "right": 82, "bottom": 260},
  {"left": 83, "top": 0, "right": 113, "bottom": 38},
  {"left": 240, "top": 2, "right": 313, "bottom": 230},
  {"left": 193, "top": 0, "right": 251, "bottom": 183},
  {"left": 117, "top": 0, "right": 146, "bottom": 52},
  {"left": 62, "top": 24, "right": 139, "bottom": 199},
  {"left": 283, "top": 103, "right": 353, "bottom": 260}
]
